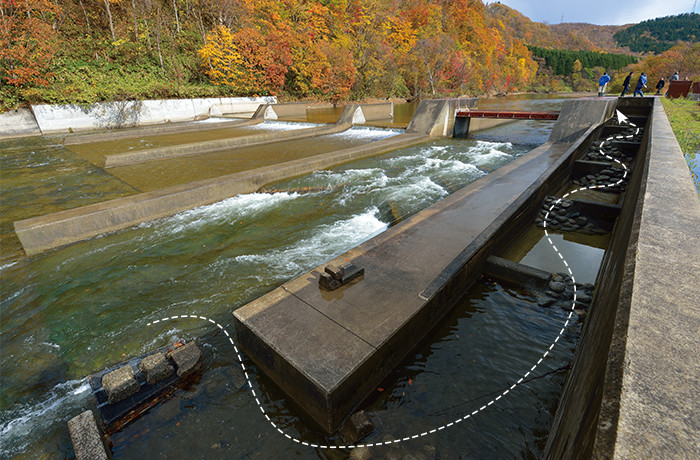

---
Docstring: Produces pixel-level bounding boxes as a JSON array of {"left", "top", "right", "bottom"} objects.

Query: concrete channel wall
[
  {"left": 0, "top": 108, "right": 42, "bottom": 139},
  {"left": 31, "top": 96, "right": 276, "bottom": 134},
  {"left": 544, "top": 98, "right": 700, "bottom": 459},
  {"left": 232, "top": 99, "right": 616, "bottom": 433}
]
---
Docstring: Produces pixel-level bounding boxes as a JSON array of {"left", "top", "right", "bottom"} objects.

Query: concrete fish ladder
[{"left": 101, "top": 104, "right": 362, "bottom": 168}]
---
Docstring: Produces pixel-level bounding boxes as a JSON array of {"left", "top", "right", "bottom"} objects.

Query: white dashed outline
[{"left": 146, "top": 116, "right": 635, "bottom": 450}]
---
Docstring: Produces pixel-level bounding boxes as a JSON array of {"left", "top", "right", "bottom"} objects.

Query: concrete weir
[
  {"left": 232, "top": 99, "right": 616, "bottom": 433},
  {"left": 101, "top": 102, "right": 395, "bottom": 168},
  {"left": 13, "top": 99, "right": 474, "bottom": 255},
  {"left": 63, "top": 106, "right": 266, "bottom": 146}
]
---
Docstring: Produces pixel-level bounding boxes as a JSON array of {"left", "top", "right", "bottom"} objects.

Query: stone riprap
[
  {"left": 572, "top": 166, "right": 628, "bottom": 193},
  {"left": 166, "top": 341, "right": 202, "bottom": 378},
  {"left": 138, "top": 353, "right": 174, "bottom": 384},
  {"left": 102, "top": 365, "right": 139, "bottom": 404},
  {"left": 537, "top": 272, "right": 595, "bottom": 316},
  {"left": 535, "top": 196, "right": 608, "bottom": 234}
]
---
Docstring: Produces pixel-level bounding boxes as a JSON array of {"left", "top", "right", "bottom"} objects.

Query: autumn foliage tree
[{"left": 0, "top": 0, "right": 60, "bottom": 88}]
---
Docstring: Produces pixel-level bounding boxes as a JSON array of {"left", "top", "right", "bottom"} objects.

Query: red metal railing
[{"left": 455, "top": 110, "right": 559, "bottom": 120}]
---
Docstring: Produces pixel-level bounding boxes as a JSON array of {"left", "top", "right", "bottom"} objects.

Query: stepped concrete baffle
[
  {"left": 102, "top": 365, "right": 139, "bottom": 404},
  {"left": 167, "top": 341, "right": 202, "bottom": 378},
  {"left": 14, "top": 98, "right": 469, "bottom": 256},
  {"left": 67, "top": 410, "right": 110, "bottom": 460},
  {"left": 102, "top": 103, "right": 362, "bottom": 168},
  {"left": 139, "top": 353, "right": 174, "bottom": 384}
]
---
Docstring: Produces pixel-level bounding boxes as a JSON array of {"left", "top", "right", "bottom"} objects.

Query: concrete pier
[{"left": 233, "top": 99, "right": 616, "bottom": 432}]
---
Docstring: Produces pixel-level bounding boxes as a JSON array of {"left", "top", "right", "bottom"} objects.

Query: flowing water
[{"left": 1, "top": 96, "right": 596, "bottom": 459}]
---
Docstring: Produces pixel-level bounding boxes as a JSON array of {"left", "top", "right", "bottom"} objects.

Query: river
[{"left": 1, "top": 95, "right": 595, "bottom": 459}]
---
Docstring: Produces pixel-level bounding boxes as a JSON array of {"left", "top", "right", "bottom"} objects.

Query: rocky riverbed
[{"left": 535, "top": 196, "right": 607, "bottom": 234}]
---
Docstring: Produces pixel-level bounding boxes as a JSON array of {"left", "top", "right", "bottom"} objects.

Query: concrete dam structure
[
  {"left": 233, "top": 96, "right": 698, "bottom": 458},
  {"left": 3, "top": 96, "right": 697, "bottom": 458}
]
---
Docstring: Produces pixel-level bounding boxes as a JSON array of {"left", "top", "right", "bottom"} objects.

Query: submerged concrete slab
[
  {"left": 14, "top": 132, "right": 429, "bottom": 255},
  {"left": 102, "top": 103, "right": 361, "bottom": 168},
  {"left": 63, "top": 103, "right": 267, "bottom": 146}
]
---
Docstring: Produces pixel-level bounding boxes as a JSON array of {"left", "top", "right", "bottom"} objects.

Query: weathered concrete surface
[
  {"left": 0, "top": 108, "right": 41, "bottom": 139},
  {"left": 102, "top": 103, "right": 362, "bottom": 168},
  {"left": 548, "top": 98, "right": 616, "bottom": 143},
  {"left": 264, "top": 102, "right": 334, "bottom": 119},
  {"left": 32, "top": 96, "right": 275, "bottom": 134},
  {"left": 406, "top": 98, "right": 477, "bottom": 137},
  {"left": 233, "top": 101, "right": 606, "bottom": 431},
  {"left": 67, "top": 410, "right": 109, "bottom": 460},
  {"left": 354, "top": 103, "right": 394, "bottom": 122},
  {"left": 613, "top": 100, "right": 700, "bottom": 458},
  {"left": 453, "top": 116, "right": 515, "bottom": 137},
  {"left": 544, "top": 98, "right": 700, "bottom": 459},
  {"left": 63, "top": 104, "right": 267, "bottom": 146},
  {"left": 14, "top": 132, "right": 429, "bottom": 255}
]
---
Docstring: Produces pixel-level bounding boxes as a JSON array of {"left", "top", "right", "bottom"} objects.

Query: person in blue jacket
[
  {"left": 598, "top": 72, "right": 611, "bottom": 96},
  {"left": 633, "top": 73, "right": 647, "bottom": 97}
]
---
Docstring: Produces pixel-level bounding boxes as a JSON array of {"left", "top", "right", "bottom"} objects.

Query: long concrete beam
[
  {"left": 13, "top": 98, "right": 478, "bottom": 255},
  {"left": 102, "top": 104, "right": 361, "bottom": 168},
  {"left": 14, "top": 132, "right": 430, "bottom": 256},
  {"left": 63, "top": 104, "right": 267, "bottom": 146},
  {"left": 232, "top": 99, "right": 616, "bottom": 433}
]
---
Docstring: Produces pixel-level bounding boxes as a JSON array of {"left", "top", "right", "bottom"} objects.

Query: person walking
[
  {"left": 621, "top": 72, "right": 633, "bottom": 96},
  {"left": 598, "top": 72, "right": 611, "bottom": 96},
  {"left": 655, "top": 77, "right": 665, "bottom": 95},
  {"left": 633, "top": 72, "right": 647, "bottom": 97}
]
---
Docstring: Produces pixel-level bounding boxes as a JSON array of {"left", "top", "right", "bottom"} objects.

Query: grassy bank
[{"left": 661, "top": 97, "right": 700, "bottom": 193}]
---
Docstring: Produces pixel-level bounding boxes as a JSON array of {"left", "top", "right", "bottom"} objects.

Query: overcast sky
[{"left": 490, "top": 0, "right": 698, "bottom": 25}]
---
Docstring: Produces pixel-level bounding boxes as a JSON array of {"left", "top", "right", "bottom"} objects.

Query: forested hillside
[
  {"left": 486, "top": 3, "right": 630, "bottom": 54},
  {"left": 1, "top": 1, "right": 696, "bottom": 111},
  {"left": 613, "top": 13, "right": 700, "bottom": 54},
  {"left": 1, "top": 0, "right": 539, "bottom": 110}
]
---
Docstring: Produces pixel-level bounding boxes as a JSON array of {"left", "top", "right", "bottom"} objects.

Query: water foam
[
  {"left": 232, "top": 208, "right": 387, "bottom": 279},
  {"left": 0, "top": 379, "right": 91, "bottom": 457}
]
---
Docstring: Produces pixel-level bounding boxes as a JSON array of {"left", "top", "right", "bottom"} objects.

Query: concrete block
[
  {"left": 324, "top": 265, "right": 344, "bottom": 280},
  {"left": 138, "top": 353, "right": 174, "bottom": 384},
  {"left": 340, "top": 411, "right": 375, "bottom": 444},
  {"left": 0, "top": 108, "right": 41, "bottom": 139},
  {"left": 319, "top": 272, "right": 342, "bottom": 290},
  {"left": 167, "top": 341, "right": 202, "bottom": 378},
  {"left": 67, "top": 410, "right": 109, "bottom": 460},
  {"left": 102, "top": 365, "right": 139, "bottom": 404}
]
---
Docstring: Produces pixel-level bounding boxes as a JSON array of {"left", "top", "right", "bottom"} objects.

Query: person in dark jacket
[
  {"left": 621, "top": 72, "right": 633, "bottom": 96},
  {"left": 655, "top": 78, "right": 665, "bottom": 95},
  {"left": 633, "top": 73, "right": 647, "bottom": 97}
]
